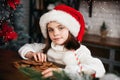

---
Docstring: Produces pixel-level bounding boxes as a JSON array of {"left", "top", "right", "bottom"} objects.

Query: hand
[
  {"left": 42, "top": 68, "right": 62, "bottom": 78},
  {"left": 25, "top": 51, "right": 47, "bottom": 62}
]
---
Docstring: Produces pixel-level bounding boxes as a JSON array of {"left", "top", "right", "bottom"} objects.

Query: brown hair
[{"left": 42, "top": 30, "right": 80, "bottom": 53}]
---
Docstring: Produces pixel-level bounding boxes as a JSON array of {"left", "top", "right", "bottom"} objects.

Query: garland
[
  {"left": 0, "top": 0, "right": 29, "bottom": 50},
  {"left": 0, "top": 0, "right": 19, "bottom": 43}
]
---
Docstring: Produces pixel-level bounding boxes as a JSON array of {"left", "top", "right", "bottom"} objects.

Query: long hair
[
  {"left": 64, "top": 32, "right": 80, "bottom": 50},
  {"left": 42, "top": 31, "right": 80, "bottom": 53}
]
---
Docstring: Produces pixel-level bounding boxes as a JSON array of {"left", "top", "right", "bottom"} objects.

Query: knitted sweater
[{"left": 18, "top": 42, "right": 105, "bottom": 79}]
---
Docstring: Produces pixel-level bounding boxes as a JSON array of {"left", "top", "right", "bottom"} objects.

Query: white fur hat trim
[{"left": 39, "top": 10, "right": 80, "bottom": 38}]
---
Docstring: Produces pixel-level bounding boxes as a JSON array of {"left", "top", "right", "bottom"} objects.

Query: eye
[
  {"left": 58, "top": 25, "right": 65, "bottom": 30},
  {"left": 48, "top": 28, "right": 53, "bottom": 32}
]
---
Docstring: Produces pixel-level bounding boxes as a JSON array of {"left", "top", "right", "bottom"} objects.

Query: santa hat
[{"left": 39, "top": 4, "right": 85, "bottom": 42}]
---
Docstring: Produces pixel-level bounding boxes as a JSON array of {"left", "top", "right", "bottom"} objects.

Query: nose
[{"left": 53, "top": 29, "right": 60, "bottom": 36}]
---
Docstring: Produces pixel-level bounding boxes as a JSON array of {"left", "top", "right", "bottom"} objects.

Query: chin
[{"left": 54, "top": 41, "right": 64, "bottom": 45}]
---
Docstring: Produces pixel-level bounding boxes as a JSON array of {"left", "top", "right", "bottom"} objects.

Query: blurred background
[{"left": 0, "top": 0, "right": 120, "bottom": 76}]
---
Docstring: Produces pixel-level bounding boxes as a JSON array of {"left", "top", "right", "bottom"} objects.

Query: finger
[
  {"left": 42, "top": 68, "right": 52, "bottom": 75},
  {"left": 42, "top": 68, "right": 53, "bottom": 78},
  {"left": 41, "top": 53, "right": 44, "bottom": 62},
  {"left": 33, "top": 54, "right": 38, "bottom": 62},
  {"left": 37, "top": 53, "right": 42, "bottom": 62},
  {"left": 44, "top": 54, "right": 47, "bottom": 62},
  {"left": 42, "top": 53, "right": 47, "bottom": 62},
  {"left": 43, "top": 71, "right": 53, "bottom": 78}
]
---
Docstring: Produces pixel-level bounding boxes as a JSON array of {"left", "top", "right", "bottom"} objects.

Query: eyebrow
[{"left": 48, "top": 24, "right": 63, "bottom": 28}]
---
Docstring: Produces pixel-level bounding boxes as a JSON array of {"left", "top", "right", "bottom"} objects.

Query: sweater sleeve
[
  {"left": 18, "top": 43, "right": 45, "bottom": 59},
  {"left": 77, "top": 45, "right": 106, "bottom": 78},
  {"left": 62, "top": 45, "right": 105, "bottom": 79}
]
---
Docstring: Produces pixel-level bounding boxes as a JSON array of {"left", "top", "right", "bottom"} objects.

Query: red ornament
[
  {"left": 7, "top": 0, "right": 20, "bottom": 10},
  {"left": 4, "top": 31, "right": 17, "bottom": 42},
  {"left": 0, "top": 22, "right": 18, "bottom": 42}
]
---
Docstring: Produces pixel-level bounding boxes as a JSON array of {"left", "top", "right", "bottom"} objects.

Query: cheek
[
  {"left": 48, "top": 33, "right": 53, "bottom": 39},
  {"left": 62, "top": 30, "right": 69, "bottom": 39}
]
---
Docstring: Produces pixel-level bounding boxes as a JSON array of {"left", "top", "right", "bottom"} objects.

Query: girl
[{"left": 18, "top": 4, "right": 105, "bottom": 80}]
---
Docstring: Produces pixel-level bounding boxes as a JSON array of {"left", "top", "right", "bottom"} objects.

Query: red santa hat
[{"left": 39, "top": 4, "right": 85, "bottom": 42}]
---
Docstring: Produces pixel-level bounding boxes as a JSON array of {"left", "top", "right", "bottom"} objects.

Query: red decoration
[
  {"left": 7, "top": 0, "right": 20, "bottom": 10},
  {"left": 0, "top": 22, "right": 17, "bottom": 42},
  {"left": 4, "top": 31, "right": 17, "bottom": 42}
]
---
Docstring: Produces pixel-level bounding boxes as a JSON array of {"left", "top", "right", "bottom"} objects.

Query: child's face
[{"left": 47, "top": 21, "right": 69, "bottom": 45}]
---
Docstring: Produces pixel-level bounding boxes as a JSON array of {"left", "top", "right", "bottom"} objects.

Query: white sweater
[{"left": 18, "top": 42, "right": 105, "bottom": 79}]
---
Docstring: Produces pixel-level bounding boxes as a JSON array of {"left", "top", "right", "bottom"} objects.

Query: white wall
[{"left": 80, "top": 0, "right": 120, "bottom": 38}]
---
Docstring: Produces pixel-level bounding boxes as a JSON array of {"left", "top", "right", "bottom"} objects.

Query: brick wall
[{"left": 21, "top": 0, "right": 29, "bottom": 32}]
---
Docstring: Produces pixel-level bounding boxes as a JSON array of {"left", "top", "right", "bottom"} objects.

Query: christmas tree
[{"left": 0, "top": 0, "right": 29, "bottom": 50}]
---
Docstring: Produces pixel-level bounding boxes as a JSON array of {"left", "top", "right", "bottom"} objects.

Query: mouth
[{"left": 53, "top": 38, "right": 61, "bottom": 41}]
